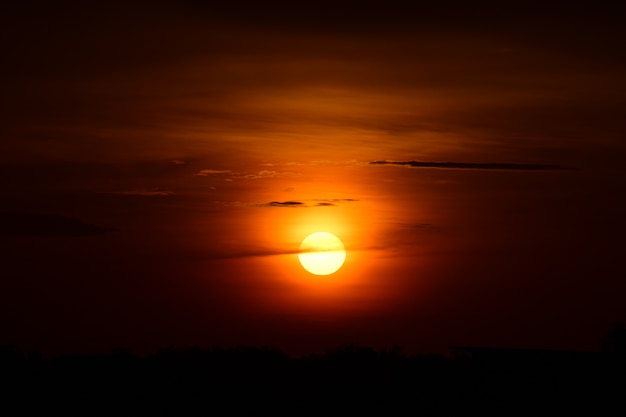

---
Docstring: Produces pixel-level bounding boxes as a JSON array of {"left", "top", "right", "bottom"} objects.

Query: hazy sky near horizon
[{"left": 1, "top": 2, "right": 625, "bottom": 355}]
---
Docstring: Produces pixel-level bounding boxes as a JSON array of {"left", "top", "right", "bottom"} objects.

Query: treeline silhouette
[{"left": 1, "top": 342, "right": 625, "bottom": 415}]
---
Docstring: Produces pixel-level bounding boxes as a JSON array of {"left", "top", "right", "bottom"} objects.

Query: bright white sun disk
[{"left": 298, "top": 232, "right": 346, "bottom": 275}]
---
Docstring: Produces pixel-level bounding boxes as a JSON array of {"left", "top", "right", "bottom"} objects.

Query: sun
[{"left": 298, "top": 232, "right": 346, "bottom": 275}]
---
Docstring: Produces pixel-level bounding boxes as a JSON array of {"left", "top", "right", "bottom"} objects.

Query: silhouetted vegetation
[{"left": 1, "top": 343, "right": 624, "bottom": 415}]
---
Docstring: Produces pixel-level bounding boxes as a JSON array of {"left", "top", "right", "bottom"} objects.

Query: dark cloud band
[
  {"left": 0, "top": 212, "right": 117, "bottom": 237},
  {"left": 369, "top": 160, "right": 575, "bottom": 171},
  {"left": 262, "top": 201, "right": 304, "bottom": 207}
]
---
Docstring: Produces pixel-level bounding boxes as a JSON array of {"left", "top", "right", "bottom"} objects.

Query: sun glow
[{"left": 298, "top": 232, "right": 346, "bottom": 276}]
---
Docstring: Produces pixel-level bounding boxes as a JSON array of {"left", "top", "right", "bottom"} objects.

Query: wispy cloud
[
  {"left": 245, "top": 170, "right": 278, "bottom": 179},
  {"left": 195, "top": 169, "right": 297, "bottom": 179},
  {"left": 314, "top": 198, "right": 358, "bottom": 203},
  {"left": 194, "top": 169, "right": 232, "bottom": 176},
  {"left": 369, "top": 160, "right": 576, "bottom": 171},
  {"left": 284, "top": 160, "right": 360, "bottom": 167},
  {"left": 203, "top": 247, "right": 302, "bottom": 260},
  {"left": 0, "top": 212, "right": 117, "bottom": 237},
  {"left": 102, "top": 189, "right": 174, "bottom": 196},
  {"left": 397, "top": 222, "right": 442, "bottom": 231}
]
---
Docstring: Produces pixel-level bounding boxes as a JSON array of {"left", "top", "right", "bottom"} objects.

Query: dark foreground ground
[{"left": 1, "top": 344, "right": 625, "bottom": 415}]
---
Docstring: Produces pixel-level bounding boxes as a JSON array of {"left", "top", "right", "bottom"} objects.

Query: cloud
[
  {"left": 194, "top": 169, "right": 232, "bottom": 176},
  {"left": 195, "top": 168, "right": 297, "bottom": 180},
  {"left": 369, "top": 160, "right": 575, "bottom": 171},
  {"left": 171, "top": 159, "right": 186, "bottom": 165},
  {"left": 102, "top": 189, "right": 174, "bottom": 196},
  {"left": 243, "top": 170, "right": 302, "bottom": 179},
  {"left": 256, "top": 198, "right": 358, "bottom": 208},
  {"left": 245, "top": 170, "right": 277, "bottom": 179},
  {"left": 399, "top": 222, "right": 442, "bottom": 231},
  {"left": 0, "top": 212, "right": 117, "bottom": 237},
  {"left": 259, "top": 201, "right": 305, "bottom": 207},
  {"left": 314, "top": 198, "right": 358, "bottom": 203},
  {"left": 204, "top": 247, "right": 302, "bottom": 260},
  {"left": 307, "top": 160, "right": 358, "bottom": 166},
  {"left": 284, "top": 160, "right": 361, "bottom": 167}
]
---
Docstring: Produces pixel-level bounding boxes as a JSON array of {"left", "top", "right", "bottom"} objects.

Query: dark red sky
[{"left": 1, "top": 2, "right": 625, "bottom": 355}]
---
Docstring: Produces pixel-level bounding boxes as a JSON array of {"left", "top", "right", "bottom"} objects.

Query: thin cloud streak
[
  {"left": 204, "top": 243, "right": 379, "bottom": 261},
  {"left": 102, "top": 190, "right": 174, "bottom": 196},
  {"left": 369, "top": 160, "right": 577, "bottom": 171},
  {"left": 194, "top": 169, "right": 232, "bottom": 176},
  {"left": 204, "top": 248, "right": 302, "bottom": 260},
  {"left": 0, "top": 212, "right": 118, "bottom": 237}
]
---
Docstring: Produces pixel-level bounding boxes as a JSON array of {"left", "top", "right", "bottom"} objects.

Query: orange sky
[{"left": 1, "top": 3, "right": 625, "bottom": 355}]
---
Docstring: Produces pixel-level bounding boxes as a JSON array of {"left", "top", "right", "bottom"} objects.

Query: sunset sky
[{"left": 1, "top": 3, "right": 625, "bottom": 355}]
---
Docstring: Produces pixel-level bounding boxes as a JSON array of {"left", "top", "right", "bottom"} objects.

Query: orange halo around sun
[{"left": 298, "top": 232, "right": 346, "bottom": 275}]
